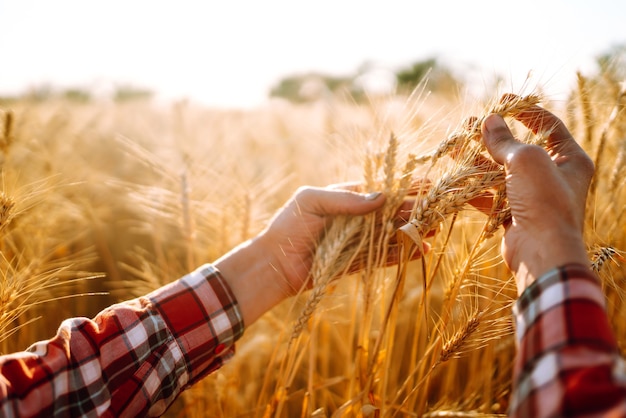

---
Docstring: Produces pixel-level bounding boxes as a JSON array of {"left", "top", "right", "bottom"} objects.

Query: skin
[
  {"left": 217, "top": 101, "right": 596, "bottom": 325},
  {"left": 481, "top": 103, "right": 595, "bottom": 295},
  {"left": 215, "top": 187, "right": 391, "bottom": 326}
]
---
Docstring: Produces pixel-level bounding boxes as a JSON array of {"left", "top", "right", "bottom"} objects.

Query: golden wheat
[{"left": 0, "top": 67, "right": 624, "bottom": 418}]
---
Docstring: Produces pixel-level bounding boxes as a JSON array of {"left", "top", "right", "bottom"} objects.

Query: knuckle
[
  {"left": 292, "top": 186, "right": 314, "bottom": 204},
  {"left": 578, "top": 152, "right": 595, "bottom": 177},
  {"left": 491, "top": 130, "right": 514, "bottom": 146},
  {"left": 505, "top": 144, "right": 548, "bottom": 167},
  {"left": 294, "top": 185, "right": 314, "bottom": 197}
]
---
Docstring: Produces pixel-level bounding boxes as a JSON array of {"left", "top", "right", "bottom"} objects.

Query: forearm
[
  {"left": 510, "top": 228, "right": 590, "bottom": 297},
  {"left": 214, "top": 233, "right": 291, "bottom": 326},
  {"left": 0, "top": 264, "right": 244, "bottom": 417},
  {"left": 510, "top": 263, "right": 626, "bottom": 417}
]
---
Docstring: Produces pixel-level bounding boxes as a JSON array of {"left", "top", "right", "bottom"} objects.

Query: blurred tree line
[
  {"left": 269, "top": 56, "right": 460, "bottom": 103},
  {"left": 0, "top": 84, "right": 153, "bottom": 105},
  {"left": 270, "top": 45, "right": 626, "bottom": 104},
  {"left": 1, "top": 45, "right": 623, "bottom": 105},
  {"left": 596, "top": 44, "right": 626, "bottom": 81}
]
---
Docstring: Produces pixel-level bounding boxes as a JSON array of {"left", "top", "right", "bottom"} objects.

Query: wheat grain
[
  {"left": 591, "top": 246, "right": 625, "bottom": 272},
  {"left": 290, "top": 216, "right": 367, "bottom": 342},
  {"left": 440, "top": 314, "right": 481, "bottom": 362},
  {"left": 0, "top": 110, "right": 14, "bottom": 155},
  {"left": 483, "top": 185, "right": 511, "bottom": 240},
  {"left": 0, "top": 193, "right": 15, "bottom": 233},
  {"left": 383, "top": 133, "right": 398, "bottom": 197}
]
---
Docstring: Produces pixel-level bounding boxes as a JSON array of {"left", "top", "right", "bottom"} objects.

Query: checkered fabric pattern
[
  {"left": 0, "top": 264, "right": 244, "bottom": 417},
  {"left": 511, "top": 263, "right": 626, "bottom": 417}
]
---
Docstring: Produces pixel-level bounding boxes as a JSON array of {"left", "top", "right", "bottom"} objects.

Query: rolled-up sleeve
[
  {"left": 510, "top": 263, "right": 626, "bottom": 417},
  {"left": 0, "top": 264, "right": 244, "bottom": 417}
]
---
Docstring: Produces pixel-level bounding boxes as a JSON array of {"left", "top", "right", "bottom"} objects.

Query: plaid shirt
[
  {"left": 511, "top": 263, "right": 626, "bottom": 417},
  {"left": 0, "top": 264, "right": 244, "bottom": 417},
  {"left": 3, "top": 262, "right": 626, "bottom": 417}
]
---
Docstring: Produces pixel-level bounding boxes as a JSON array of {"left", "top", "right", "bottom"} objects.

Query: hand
[
  {"left": 481, "top": 103, "right": 595, "bottom": 294},
  {"left": 258, "top": 185, "right": 390, "bottom": 295},
  {"left": 215, "top": 185, "right": 416, "bottom": 326}
]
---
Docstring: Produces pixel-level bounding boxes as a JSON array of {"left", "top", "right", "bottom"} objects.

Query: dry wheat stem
[
  {"left": 483, "top": 185, "right": 511, "bottom": 240},
  {"left": 423, "top": 411, "right": 506, "bottom": 417},
  {"left": 439, "top": 313, "right": 481, "bottom": 363},
  {"left": 590, "top": 88, "right": 626, "bottom": 203},
  {"left": 610, "top": 142, "right": 626, "bottom": 191},
  {"left": 391, "top": 275, "right": 512, "bottom": 416},
  {"left": 401, "top": 94, "right": 543, "bottom": 252},
  {"left": 418, "top": 94, "right": 541, "bottom": 165},
  {"left": 608, "top": 82, "right": 626, "bottom": 190},
  {"left": 362, "top": 236, "right": 412, "bottom": 396},
  {"left": 1, "top": 110, "right": 14, "bottom": 155},
  {"left": 290, "top": 216, "right": 368, "bottom": 343},
  {"left": 402, "top": 169, "right": 505, "bottom": 244},
  {"left": 0, "top": 193, "right": 15, "bottom": 233},
  {"left": 577, "top": 72, "right": 595, "bottom": 147},
  {"left": 392, "top": 230, "right": 505, "bottom": 414}
]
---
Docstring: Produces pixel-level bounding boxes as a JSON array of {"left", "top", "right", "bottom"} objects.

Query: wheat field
[{"left": 0, "top": 66, "right": 624, "bottom": 417}]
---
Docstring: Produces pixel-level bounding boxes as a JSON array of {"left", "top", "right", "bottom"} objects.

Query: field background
[{"left": 0, "top": 60, "right": 625, "bottom": 417}]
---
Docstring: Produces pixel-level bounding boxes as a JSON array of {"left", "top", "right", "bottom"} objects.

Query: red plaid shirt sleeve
[
  {"left": 510, "top": 263, "right": 626, "bottom": 417},
  {"left": 0, "top": 264, "right": 244, "bottom": 417}
]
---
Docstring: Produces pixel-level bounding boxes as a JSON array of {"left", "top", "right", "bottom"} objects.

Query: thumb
[{"left": 481, "top": 114, "right": 523, "bottom": 165}]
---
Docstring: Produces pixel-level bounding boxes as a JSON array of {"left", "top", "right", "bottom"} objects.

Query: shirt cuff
[
  {"left": 512, "top": 263, "right": 616, "bottom": 358},
  {"left": 147, "top": 264, "right": 245, "bottom": 384}
]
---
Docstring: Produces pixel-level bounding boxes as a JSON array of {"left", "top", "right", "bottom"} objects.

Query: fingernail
[
  {"left": 483, "top": 114, "right": 507, "bottom": 134},
  {"left": 365, "top": 192, "right": 382, "bottom": 201}
]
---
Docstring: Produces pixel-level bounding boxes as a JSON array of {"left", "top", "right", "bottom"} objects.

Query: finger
[
  {"left": 297, "top": 186, "right": 386, "bottom": 217},
  {"left": 510, "top": 103, "right": 595, "bottom": 182},
  {"left": 327, "top": 181, "right": 362, "bottom": 192},
  {"left": 481, "top": 114, "right": 525, "bottom": 165},
  {"left": 448, "top": 114, "right": 500, "bottom": 170},
  {"left": 512, "top": 104, "right": 583, "bottom": 157}
]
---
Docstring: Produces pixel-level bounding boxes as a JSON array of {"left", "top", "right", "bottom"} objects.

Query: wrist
[
  {"left": 512, "top": 231, "right": 589, "bottom": 295},
  {"left": 214, "top": 236, "right": 285, "bottom": 326}
]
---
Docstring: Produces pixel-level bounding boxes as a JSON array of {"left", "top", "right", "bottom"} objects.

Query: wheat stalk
[
  {"left": 591, "top": 245, "right": 625, "bottom": 273},
  {"left": 577, "top": 72, "right": 595, "bottom": 147},
  {"left": 401, "top": 94, "right": 542, "bottom": 248},
  {"left": 440, "top": 313, "right": 481, "bottom": 363},
  {"left": 0, "top": 193, "right": 15, "bottom": 234},
  {"left": 290, "top": 216, "right": 368, "bottom": 342},
  {"left": 0, "top": 109, "right": 14, "bottom": 156}
]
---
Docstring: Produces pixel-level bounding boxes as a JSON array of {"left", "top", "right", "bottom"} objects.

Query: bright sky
[{"left": 1, "top": 0, "right": 625, "bottom": 108}]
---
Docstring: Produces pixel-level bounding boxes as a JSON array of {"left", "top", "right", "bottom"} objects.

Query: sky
[{"left": 0, "top": 0, "right": 625, "bottom": 108}]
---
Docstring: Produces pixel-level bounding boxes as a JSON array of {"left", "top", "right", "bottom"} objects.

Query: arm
[
  {"left": 481, "top": 107, "right": 626, "bottom": 417},
  {"left": 0, "top": 265, "right": 244, "bottom": 417},
  {"left": 0, "top": 186, "right": 389, "bottom": 417},
  {"left": 512, "top": 264, "right": 626, "bottom": 417},
  {"left": 215, "top": 186, "right": 387, "bottom": 325}
]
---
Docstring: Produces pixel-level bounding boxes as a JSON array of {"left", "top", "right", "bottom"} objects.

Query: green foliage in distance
[
  {"left": 596, "top": 43, "right": 626, "bottom": 80},
  {"left": 395, "top": 57, "right": 460, "bottom": 95},
  {"left": 269, "top": 57, "right": 461, "bottom": 103},
  {"left": 269, "top": 73, "right": 355, "bottom": 103}
]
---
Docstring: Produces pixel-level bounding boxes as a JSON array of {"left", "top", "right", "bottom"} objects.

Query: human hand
[
  {"left": 215, "top": 185, "right": 418, "bottom": 325},
  {"left": 258, "top": 185, "right": 388, "bottom": 295},
  {"left": 481, "top": 102, "right": 595, "bottom": 294}
]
